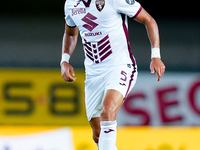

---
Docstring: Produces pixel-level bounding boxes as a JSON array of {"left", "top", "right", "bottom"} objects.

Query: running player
[{"left": 61, "top": 0, "right": 165, "bottom": 149}]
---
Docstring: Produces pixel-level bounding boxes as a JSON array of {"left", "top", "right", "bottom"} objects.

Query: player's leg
[
  {"left": 101, "top": 89, "right": 123, "bottom": 121},
  {"left": 99, "top": 89, "right": 124, "bottom": 150},
  {"left": 87, "top": 64, "right": 137, "bottom": 149},
  {"left": 89, "top": 90, "right": 122, "bottom": 150},
  {"left": 89, "top": 117, "right": 100, "bottom": 146},
  {"left": 85, "top": 75, "right": 103, "bottom": 148}
]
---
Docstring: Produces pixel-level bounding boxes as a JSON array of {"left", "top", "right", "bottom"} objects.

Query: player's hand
[
  {"left": 150, "top": 58, "right": 165, "bottom": 82},
  {"left": 61, "top": 62, "right": 76, "bottom": 82}
]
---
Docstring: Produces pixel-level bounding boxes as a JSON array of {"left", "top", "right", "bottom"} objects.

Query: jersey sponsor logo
[
  {"left": 72, "top": 8, "right": 86, "bottom": 16},
  {"left": 125, "top": 0, "right": 135, "bottom": 5},
  {"left": 81, "top": 13, "right": 98, "bottom": 31},
  {"left": 84, "top": 35, "right": 113, "bottom": 63},
  {"left": 85, "top": 32, "right": 102, "bottom": 37},
  {"left": 95, "top": 0, "right": 105, "bottom": 12}
]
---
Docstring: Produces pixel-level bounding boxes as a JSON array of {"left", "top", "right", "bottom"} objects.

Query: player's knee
[{"left": 100, "top": 106, "right": 116, "bottom": 120}]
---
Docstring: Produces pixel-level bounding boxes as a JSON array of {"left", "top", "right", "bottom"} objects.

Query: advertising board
[
  {"left": 0, "top": 127, "right": 200, "bottom": 150},
  {"left": 0, "top": 69, "right": 88, "bottom": 125},
  {"left": 0, "top": 127, "right": 74, "bottom": 150},
  {"left": 117, "top": 72, "right": 200, "bottom": 126},
  {"left": 0, "top": 69, "right": 199, "bottom": 126}
]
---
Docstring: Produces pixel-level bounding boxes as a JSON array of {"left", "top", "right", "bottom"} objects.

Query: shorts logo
[
  {"left": 95, "top": 0, "right": 105, "bottom": 12},
  {"left": 81, "top": 13, "right": 98, "bottom": 31},
  {"left": 125, "top": 0, "right": 135, "bottom": 5}
]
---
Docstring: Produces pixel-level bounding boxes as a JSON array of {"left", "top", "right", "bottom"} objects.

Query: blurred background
[
  {"left": 1, "top": 0, "right": 199, "bottom": 70},
  {"left": 0, "top": 0, "right": 200, "bottom": 149}
]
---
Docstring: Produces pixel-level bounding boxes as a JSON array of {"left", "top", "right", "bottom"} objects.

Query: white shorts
[{"left": 84, "top": 64, "right": 138, "bottom": 121}]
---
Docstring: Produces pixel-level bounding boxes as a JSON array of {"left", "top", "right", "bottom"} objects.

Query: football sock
[
  {"left": 99, "top": 120, "right": 118, "bottom": 150},
  {"left": 96, "top": 141, "right": 118, "bottom": 150}
]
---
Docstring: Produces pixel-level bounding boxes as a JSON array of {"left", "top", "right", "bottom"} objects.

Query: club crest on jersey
[
  {"left": 95, "top": 0, "right": 105, "bottom": 12},
  {"left": 125, "top": 0, "right": 135, "bottom": 5}
]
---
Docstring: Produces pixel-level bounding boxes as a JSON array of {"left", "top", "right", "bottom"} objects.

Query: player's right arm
[{"left": 61, "top": 24, "right": 79, "bottom": 82}]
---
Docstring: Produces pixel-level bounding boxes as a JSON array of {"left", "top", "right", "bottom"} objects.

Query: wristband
[
  {"left": 60, "top": 53, "right": 71, "bottom": 65},
  {"left": 151, "top": 47, "right": 161, "bottom": 59}
]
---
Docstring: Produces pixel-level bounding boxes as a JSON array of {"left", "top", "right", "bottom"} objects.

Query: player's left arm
[{"left": 134, "top": 8, "right": 165, "bottom": 81}]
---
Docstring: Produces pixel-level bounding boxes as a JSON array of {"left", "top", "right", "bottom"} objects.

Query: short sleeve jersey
[{"left": 65, "top": 0, "right": 142, "bottom": 76}]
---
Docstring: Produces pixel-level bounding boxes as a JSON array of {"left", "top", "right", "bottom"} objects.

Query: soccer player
[{"left": 60, "top": 0, "right": 165, "bottom": 149}]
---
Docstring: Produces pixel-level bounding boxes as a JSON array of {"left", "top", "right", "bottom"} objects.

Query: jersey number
[{"left": 119, "top": 71, "right": 127, "bottom": 86}]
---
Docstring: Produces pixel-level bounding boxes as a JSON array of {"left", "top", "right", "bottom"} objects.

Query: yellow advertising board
[
  {"left": 0, "top": 126, "right": 200, "bottom": 150},
  {"left": 0, "top": 69, "right": 88, "bottom": 125},
  {"left": 73, "top": 127, "right": 200, "bottom": 150}
]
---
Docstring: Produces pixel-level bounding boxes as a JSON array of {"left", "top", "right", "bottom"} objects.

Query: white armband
[
  {"left": 151, "top": 47, "right": 161, "bottom": 59},
  {"left": 60, "top": 53, "right": 71, "bottom": 65}
]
